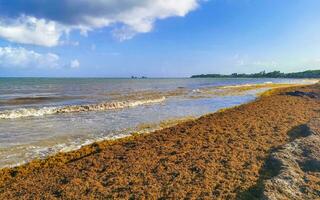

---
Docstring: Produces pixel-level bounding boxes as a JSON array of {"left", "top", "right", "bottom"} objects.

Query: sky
[{"left": 0, "top": 0, "right": 320, "bottom": 77}]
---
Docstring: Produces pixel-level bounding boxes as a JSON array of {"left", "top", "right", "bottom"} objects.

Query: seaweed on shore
[{"left": 0, "top": 84, "right": 319, "bottom": 199}]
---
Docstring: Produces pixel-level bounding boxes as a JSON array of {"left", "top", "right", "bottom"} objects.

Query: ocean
[{"left": 0, "top": 77, "right": 313, "bottom": 168}]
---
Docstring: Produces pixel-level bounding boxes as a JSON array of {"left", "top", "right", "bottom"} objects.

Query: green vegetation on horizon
[{"left": 191, "top": 70, "right": 320, "bottom": 78}]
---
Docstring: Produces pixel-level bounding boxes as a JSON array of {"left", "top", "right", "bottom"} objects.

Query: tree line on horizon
[{"left": 191, "top": 70, "right": 320, "bottom": 78}]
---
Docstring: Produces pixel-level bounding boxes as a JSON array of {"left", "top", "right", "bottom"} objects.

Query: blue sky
[{"left": 0, "top": 0, "right": 320, "bottom": 77}]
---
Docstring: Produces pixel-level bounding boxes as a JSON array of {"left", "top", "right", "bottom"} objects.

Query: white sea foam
[
  {"left": 192, "top": 89, "right": 201, "bottom": 93},
  {"left": 220, "top": 81, "right": 275, "bottom": 89},
  {"left": 0, "top": 97, "right": 166, "bottom": 119},
  {"left": 0, "top": 107, "right": 57, "bottom": 119},
  {"left": 219, "top": 83, "right": 254, "bottom": 89},
  {"left": 220, "top": 80, "right": 316, "bottom": 89}
]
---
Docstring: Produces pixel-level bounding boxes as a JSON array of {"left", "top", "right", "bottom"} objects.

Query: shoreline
[
  {"left": 0, "top": 83, "right": 319, "bottom": 199},
  {"left": 0, "top": 82, "right": 309, "bottom": 169},
  {"left": 0, "top": 83, "right": 306, "bottom": 169}
]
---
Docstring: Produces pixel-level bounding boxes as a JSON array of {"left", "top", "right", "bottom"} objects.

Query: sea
[{"left": 0, "top": 77, "right": 314, "bottom": 168}]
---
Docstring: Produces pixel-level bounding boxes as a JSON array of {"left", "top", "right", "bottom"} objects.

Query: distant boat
[{"left": 131, "top": 76, "right": 147, "bottom": 79}]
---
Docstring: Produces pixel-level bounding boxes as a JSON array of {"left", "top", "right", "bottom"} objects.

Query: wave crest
[{"left": 0, "top": 97, "right": 166, "bottom": 119}]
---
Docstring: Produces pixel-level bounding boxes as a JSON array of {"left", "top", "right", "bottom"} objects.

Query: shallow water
[{"left": 0, "top": 78, "right": 313, "bottom": 168}]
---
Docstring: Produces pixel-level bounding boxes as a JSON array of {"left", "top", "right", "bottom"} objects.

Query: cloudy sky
[{"left": 0, "top": 0, "right": 320, "bottom": 77}]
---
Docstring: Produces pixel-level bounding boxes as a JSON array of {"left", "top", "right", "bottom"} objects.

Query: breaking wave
[{"left": 0, "top": 97, "right": 166, "bottom": 119}]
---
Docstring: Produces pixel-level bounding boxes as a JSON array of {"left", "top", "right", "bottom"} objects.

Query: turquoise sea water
[{"left": 0, "top": 78, "right": 312, "bottom": 168}]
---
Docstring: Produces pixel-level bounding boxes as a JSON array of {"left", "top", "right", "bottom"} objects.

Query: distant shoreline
[{"left": 191, "top": 69, "right": 320, "bottom": 79}]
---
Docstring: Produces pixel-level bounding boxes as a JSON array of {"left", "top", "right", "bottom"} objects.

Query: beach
[
  {"left": 0, "top": 83, "right": 319, "bottom": 199},
  {"left": 1, "top": 78, "right": 310, "bottom": 169},
  {"left": 2, "top": 1, "right": 320, "bottom": 199}
]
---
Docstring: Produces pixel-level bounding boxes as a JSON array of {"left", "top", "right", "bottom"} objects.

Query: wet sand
[{"left": 0, "top": 83, "right": 319, "bottom": 199}]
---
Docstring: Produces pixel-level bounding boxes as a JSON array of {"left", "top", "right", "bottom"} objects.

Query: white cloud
[
  {"left": 0, "top": 46, "right": 80, "bottom": 69},
  {"left": 0, "top": 0, "right": 200, "bottom": 46},
  {"left": 59, "top": 40, "right": 79, "bottom": 46},
  {"left": 0, "top": 16, "right": 66, "bottom": 47},
  {"left": 112, "top": 27, "right": 136, "bottom": 41},
  {"left": 232, "top": 54, "right": 278, "bottom": 68},
  {"left": 251, "top": 61, "right": 278, "bottom": 67},
  {"left": 69, "top": 59, "right": 80, "bottom": 68},
  {"left": 0, "top": 46, "right": 60, "bottom": 68}
]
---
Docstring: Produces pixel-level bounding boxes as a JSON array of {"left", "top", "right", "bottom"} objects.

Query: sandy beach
[{"left": 0, "top": 83, "right": 319, "bottom": 199}]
